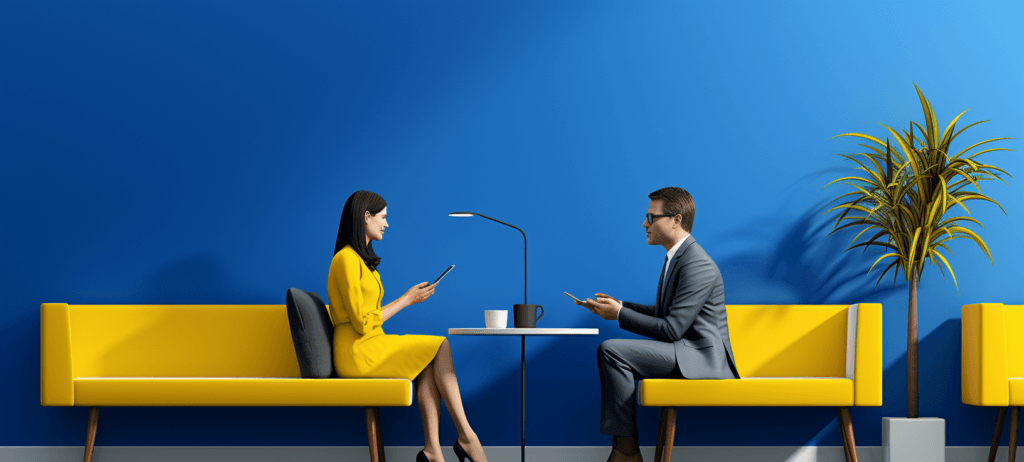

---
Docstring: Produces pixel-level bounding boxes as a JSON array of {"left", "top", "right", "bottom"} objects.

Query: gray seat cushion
[{"left": 285, "top": 288, "right": 335, "bottom": 378}]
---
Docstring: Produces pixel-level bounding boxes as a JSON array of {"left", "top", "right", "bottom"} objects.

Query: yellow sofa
[
  {"left": 41, "top": 303, "right": 412, "bottom": 462},
  {"left": 962, "top": 303, "right": 1024, "bottom": 462},
  {"left": 640, "top": 303, "right": 883, "bottom": 462}
]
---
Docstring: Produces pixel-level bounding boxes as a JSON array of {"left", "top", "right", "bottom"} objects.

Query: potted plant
[{"left": 825, "top": 84, "right": 1013, "bottom": 461}]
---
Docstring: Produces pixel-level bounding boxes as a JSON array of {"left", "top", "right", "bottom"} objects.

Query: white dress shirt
[{"left": 662, "top": 235, "right": 687, "bottom": 281}]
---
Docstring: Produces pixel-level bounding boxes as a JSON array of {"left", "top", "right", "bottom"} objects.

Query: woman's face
[{"left": 364, "top": 206, "right": 388, "bottom": 242}]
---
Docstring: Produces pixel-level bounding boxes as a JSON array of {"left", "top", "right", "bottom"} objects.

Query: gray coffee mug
[{"left": 513, "top": 304, "right": 544, "bottom": 328}]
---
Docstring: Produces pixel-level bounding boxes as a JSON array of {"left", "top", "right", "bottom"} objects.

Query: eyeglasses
[{"left": 645, "top": 213, "right": 678, "bottom": 225}]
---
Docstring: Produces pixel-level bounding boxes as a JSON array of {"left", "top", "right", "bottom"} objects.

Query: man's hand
[{"left": 582, "top": 293, "right": 621, "bottom": 320}]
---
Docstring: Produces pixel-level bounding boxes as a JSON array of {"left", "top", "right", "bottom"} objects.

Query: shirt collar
[{"left": 666, "top": 232, "right": 690, "bottom": 262}]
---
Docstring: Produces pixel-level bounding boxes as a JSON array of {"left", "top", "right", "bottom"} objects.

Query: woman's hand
[
  {"left": 382, "top": 282, "right": 436, "bottom": 322},
  {"left": 402, "top": 282, "right": 436, "bottom": 306}
]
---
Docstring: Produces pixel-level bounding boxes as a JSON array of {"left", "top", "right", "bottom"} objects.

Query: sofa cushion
[
  {"left": 285, "top": 288, "right": 335, "bottom": 378},
  {"left": 73, "top": 377, "right": 412, "bottom": 406},
  {"left": 1008, "top": 378, "right": 1024, "bottom": 406},
  {"left": 640, "top": 377, "right": 854, "bottom": 407}
]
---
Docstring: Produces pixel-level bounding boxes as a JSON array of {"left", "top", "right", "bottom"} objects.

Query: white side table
[{"left": 449, "top": 328, "right": 598, "bottom": 462}]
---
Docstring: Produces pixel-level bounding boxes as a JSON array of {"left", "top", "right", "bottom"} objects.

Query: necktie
[{"left": 656, "top": 255, "right": 668, "bottom": 309}]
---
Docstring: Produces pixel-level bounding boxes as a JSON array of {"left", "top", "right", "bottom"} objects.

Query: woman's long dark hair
[{"left": 335, "top": 190, "right": 387, "bottom": 271}]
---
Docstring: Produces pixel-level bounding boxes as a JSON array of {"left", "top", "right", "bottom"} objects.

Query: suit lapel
[
  {"left": 658, "top": 235, "right": 696, "bottom": 314},
  {"left": 656, "top": 256, "right": 667, "bottom": 309}
]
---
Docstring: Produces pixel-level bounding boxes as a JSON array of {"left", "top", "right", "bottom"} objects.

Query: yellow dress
[{"left": 328, "top": 245, "right": 444, "bottom": 380}]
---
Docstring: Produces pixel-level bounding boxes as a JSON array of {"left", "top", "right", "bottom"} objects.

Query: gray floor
[{"left": 1, "top": 446, "right": 1021, "bottom": 462}]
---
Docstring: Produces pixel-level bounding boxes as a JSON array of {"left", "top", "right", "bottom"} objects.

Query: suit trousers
[{"left": 598, "top": 339, "right": 682, "bottom": 436}]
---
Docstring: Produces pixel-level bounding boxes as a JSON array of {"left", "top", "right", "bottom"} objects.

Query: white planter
[{"left": 882, "top": 417, "right": 945, "bottom": 462}]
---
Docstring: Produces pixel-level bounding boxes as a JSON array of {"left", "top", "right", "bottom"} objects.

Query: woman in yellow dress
[{"left": 329, "top": 190, "right": 488, "bottom": 462}]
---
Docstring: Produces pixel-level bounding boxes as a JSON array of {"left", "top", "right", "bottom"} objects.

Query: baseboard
[{"left": 1, "top": 446, "right": 1019, "bottom": 461}]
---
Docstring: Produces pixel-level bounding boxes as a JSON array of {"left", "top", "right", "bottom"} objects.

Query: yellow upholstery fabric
[
  {"left": 40, "top": 303, "right": 74, "bottom": 406},
  {"left": 74, "top": 378, "right": 412, "bottom": 407},
  {"left": 728, "top": 305, "right": 848, "bottom": 377},
  {"left": 1004, "top": 309, "right": 1024, "bottom": 379},
  {"left": 640, "top": 378, "right": 854, "bottom": 407},
  {"left": 962, "top": 303, "right": 1016, "bottom": 407},
  {"left": 328, "top": 245, "right": 444, "bottom": 380},
  {"left": 640, "top": 304, "right": 882, "bottom": 408},
  {"left": 1008, "top": 379, "right": 1024, "bottom": 406},
  {"left": 854, "top": 303, "right": 884, "bottom": 406},
  {"left": 67, "top": 304, "right": 300, "bottom": 378},
  {"left": 40, "top": 302, "right": 415, "bottom": 408}
]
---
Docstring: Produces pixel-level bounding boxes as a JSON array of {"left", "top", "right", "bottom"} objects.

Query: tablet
[{"left": 432, "top": 265, "right": 455, "bottom": 286}]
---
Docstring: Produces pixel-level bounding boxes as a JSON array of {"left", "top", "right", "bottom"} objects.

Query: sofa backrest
[
  {"left": 64, "top": 304, "right": 301, "bottom": 378},
  {"left": 41, "top": 302, "right": 881, "bottom": 406},
  {"left": 64, "top": 304, "right": 865, "bottom": 379},
  {"left": 963, "top": 303, "right": 1014, "bottom": 406},
  {"left": 726, "top": 304, "right": 854, "bottom": 378}
]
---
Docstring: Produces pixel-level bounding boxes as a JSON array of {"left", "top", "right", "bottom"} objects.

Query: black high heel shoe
[
  {"left": 416, "top": 450, "right": 429, "bottom": 462},
  {"left": 453, "top": 441, "right": 474, "bottom": 462}
]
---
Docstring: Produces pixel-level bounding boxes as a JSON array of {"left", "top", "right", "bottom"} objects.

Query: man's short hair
[{"left": 649, "top": 187, "right": 695, "bottom": 232}]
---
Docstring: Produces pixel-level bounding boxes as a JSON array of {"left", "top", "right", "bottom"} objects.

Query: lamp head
[{"left": 448, "top": 212, "right": 476, "bottom": 218}]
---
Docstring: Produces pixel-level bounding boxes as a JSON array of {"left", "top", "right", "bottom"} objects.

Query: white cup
[{"left": 485, "top": 310, "right": 508, "bottom": 328}]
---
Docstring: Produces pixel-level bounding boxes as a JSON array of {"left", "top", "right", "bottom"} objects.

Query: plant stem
[{"left": 907, "top": 268, "right": 920, "bottom": 418}]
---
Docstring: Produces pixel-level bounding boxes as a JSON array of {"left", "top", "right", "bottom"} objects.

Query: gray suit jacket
[{"left": 618, "top": 235, "right": 740, "bottom": 379}]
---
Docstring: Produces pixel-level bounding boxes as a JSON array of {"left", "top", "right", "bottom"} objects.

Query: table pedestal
[{"left": 449, "top": 328, "right": 598, "bottom": 462}]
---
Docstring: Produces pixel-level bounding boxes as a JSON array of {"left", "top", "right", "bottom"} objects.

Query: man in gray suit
[{"left": 581, "top": 187, "right": 740, "bottom": 462}]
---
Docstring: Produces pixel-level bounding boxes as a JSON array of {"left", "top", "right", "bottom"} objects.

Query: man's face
[{"left": 643, "top": 199, "right": 674, "bottom": 246}]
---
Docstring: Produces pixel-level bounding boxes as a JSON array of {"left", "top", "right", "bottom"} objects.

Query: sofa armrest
[
  {"left": 41, "top": 303, "right": 74, "bottom": 406},
  {"left": 962, "top": 303, "right": 1009, "bottom": 406},
  {"left": 853, "top": 303, "right": 882, "bottom": 406}
]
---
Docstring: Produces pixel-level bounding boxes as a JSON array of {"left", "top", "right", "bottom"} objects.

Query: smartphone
[
  {"left": 564, "top": 291, "right": 585, "bottom": 305},
  {"left": 431, "top": 265, "right": 455, "bottom": 286}
]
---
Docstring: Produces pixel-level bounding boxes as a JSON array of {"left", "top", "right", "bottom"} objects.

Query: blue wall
[{"left": 3, "top": 0, "right": 1022, "bottom": 448}]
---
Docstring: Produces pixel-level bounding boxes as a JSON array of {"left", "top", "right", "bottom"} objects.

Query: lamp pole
[{"left": 474, "top": 213, "right": 526, "bottom": 304}]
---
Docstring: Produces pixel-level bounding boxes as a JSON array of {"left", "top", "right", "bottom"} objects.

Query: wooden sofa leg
[
  {"left": 83, "top": 407, "right": 99, "bottom": 462},
  {"left": 1010, "top": 407, "right": 1020, "bottom": 462},
  {"left": 365, "top": 407, "right": 386, "bottom": 462},
  {"left": 837, "top": 407, "right": 858, "bottom": 462},
  {"left": 838, "top": 408, "right": 852, "bottom": 462},
  {"left": 653, "top": 407, "right": 676, "bottom": 462},
  {"left": 988, "top": 407, "right": 1008, "bottom": 462}
]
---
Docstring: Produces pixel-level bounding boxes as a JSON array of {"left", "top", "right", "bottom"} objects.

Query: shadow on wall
[
  {"left": 717, "top": 201, "right": 905, "bottom": 305},
  {"left": 871, "top": 318, "right": 1000, "bottom": 446}
]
